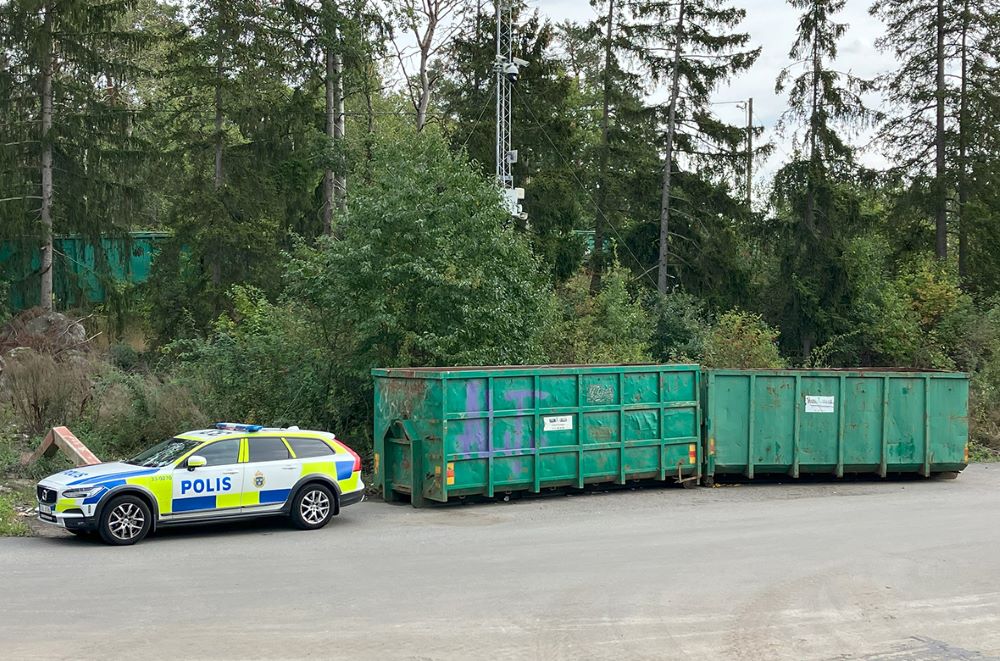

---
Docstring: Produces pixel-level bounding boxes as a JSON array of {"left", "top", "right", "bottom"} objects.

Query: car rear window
[
  {"left": 288, "top": 437, "right": 335, "bottom": 459},
  {"left": 248, "top": 437, "right": 290, "bottom": 463}
]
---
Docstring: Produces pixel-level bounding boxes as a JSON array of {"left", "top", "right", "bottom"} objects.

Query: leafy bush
[
  {"left": 702, "top": 311, "right": 786, "bottom": 369},
  {"left": 649, "top": 291, "right": 711, "bottom": 362},
  {"left": 168, "top": 129, "right": 554, "bottom": 454},
  {"left": 286, "top": 128, "right": 552, "bottom": 370},
  {"left": 540, "top": 265, "right": 653, "bottom": 364},
  {"left": 166, "top": 286, "right": 331, "bottom": 432},
  {"left": 78, "top": 369, "right": 209, "bottom": 460}
]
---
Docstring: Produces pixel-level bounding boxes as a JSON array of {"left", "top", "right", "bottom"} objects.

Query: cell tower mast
[{"left": 495, "top": 1, "right": 525, "bottom": 221}]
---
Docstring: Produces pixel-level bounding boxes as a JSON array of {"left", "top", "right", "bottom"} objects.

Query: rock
[
  {"left": 23, "top": 311, "right": 87, "bottom": 346},
  {"left": 0, "top": 308, "right": 90, "bottom": 355}
]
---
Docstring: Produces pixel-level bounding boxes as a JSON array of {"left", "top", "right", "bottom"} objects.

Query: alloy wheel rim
[
  {"left": 301, "top": 490, "right": 330, "bottom": 524},
  {"left": 108, "top": 503, "right": 145, "bottom": 540}
]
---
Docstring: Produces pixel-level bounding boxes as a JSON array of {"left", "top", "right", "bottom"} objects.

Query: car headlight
[{"left": 61, "top": 486, "right": 106, "bottom": 500}]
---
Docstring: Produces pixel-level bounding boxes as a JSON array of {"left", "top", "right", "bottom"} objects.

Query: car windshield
[{"left": 126, "top": 438, "right": 202, "bottom": 468}]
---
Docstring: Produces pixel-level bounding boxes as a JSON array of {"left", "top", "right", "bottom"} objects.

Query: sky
[{"left": 520, "top": 0, "right": 891, "bottom": 193}]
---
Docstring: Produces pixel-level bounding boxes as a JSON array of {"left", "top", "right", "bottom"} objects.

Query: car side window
[
  {"left": 248, "top": 437, "right": 290, "bottom": 463},
  {"left": 287, "top": 437, "right": 335, "bottom": 459},
  {"left": 189, "top": 439, "right": 240, "bottom": 467}
]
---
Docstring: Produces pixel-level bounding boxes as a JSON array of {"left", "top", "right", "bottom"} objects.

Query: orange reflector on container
[
  {"left": 688, "top": 444, "right": 696, "bottom": 465},
  {"left": 446, "top": 462, "right": 455, "bottom": 485},
  {"left": 964, "top": 444, "right": 969, "bottom": 463},
  {"left": 709, "top": 438, "right": 715, "bottom": 456}
]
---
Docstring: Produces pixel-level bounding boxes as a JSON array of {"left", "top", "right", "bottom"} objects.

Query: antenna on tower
[{"left": 495, "top": 1, "right": 527, "bottom": 222}]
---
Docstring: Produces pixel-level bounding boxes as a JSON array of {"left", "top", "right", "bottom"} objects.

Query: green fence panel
[{"left": 2, "top": 232, "right": 169, "bottom": 310}]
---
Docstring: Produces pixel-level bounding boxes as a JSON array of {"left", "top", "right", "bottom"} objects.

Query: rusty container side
[
  {"left": 373, "top": 364, "right": 702, "bottom": 506},
  {"left": 702, "top": 368, "right": 969, "bottom": 481}
]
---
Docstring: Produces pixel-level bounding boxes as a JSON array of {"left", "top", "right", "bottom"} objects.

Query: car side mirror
[{"left": 187, "top": 455, "right": 206, "bottom": 471}]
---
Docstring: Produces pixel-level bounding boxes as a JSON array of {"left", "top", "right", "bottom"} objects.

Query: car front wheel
[
  {"left": 98, "top": 495, "right": 152, "bottom": 546},
  {"left": 291, "top": 484, "right": 335, "bottom": 530}
]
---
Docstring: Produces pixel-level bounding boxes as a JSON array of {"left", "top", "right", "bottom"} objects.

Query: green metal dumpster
[
  {"left": 373, "top": 364, "right": 702, "bottom": 506},
  {"left": 703, "top": 369, "right": 969, "bottom": 481}
]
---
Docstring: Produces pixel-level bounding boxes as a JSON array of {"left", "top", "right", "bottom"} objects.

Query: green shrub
[
  {"left": 167, "top": 129, "right": 554, "bottom": 455},
  {"left": 165, "top": 286, "right": 330, "bottom": 433},
  {"left": 0, "top": 489, "right": 30, "bottom": 537},
  {"left": 78, "top": 369, "right": 209, "bottom": 460},
  {"left": 649, "top": 291, "right": 711, "bottom": 362},
  {"left": 540, "top": 265, "right": 653, "bottom": 364},
  {"left": 702, "top": 311, "right": 785, "bottom": 369}
]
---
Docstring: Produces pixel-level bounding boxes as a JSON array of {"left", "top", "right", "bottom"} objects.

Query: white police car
[{"left": 35, "top": 423, "right": 365, "bottom": 545}]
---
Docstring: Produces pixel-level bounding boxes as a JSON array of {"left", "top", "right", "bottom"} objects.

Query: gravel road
[{"left": 2, "top": 465, "right": 999, "bottom": 660}]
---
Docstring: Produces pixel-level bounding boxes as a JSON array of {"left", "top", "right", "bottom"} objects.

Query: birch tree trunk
[{"left": 334, "top": 50, "right": 346, "bottom": 214}]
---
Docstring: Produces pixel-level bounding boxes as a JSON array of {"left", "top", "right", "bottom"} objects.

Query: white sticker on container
[
  {"left": 804, "top": 395, "right": 835, "bottom": 413},
  {"left": 543, "top": 415, "right": 573, "bottom": 431}
]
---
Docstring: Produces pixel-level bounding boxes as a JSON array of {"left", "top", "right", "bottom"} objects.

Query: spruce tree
[
  {"left": 0, "top": 0, "right": 147, "bottom": 309},
  {"left": 620, "top": 0, "right": 760, "bottom": 293},
  {"left": 770, "top": 0, "right": 875, "bottom": 358}
]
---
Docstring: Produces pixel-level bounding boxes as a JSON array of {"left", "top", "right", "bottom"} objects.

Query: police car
[{"left": 35, "top": 423, "right": 365, "bottom": 545}]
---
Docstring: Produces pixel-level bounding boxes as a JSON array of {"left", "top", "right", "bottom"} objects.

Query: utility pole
[
  {"left": 495, "top": 1, "right": 526, "bottom": 223},
  {"left": 746, "top": 97, "right": 753, "bottom": 207}
]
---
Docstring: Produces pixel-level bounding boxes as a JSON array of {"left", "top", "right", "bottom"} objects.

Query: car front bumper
[{"left": 37, "top": 506, "right": 99, "bottom": 532}]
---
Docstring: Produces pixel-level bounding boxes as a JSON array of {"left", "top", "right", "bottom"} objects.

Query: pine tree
[
  {"left": 0, "top": 0, "right": 148, "bottom": 309},
  {"left": 770, "top": 0, "right": 876, "bottom": 358},
  {"left": 584, "top": 0, "right": 662, "bottom": 292},
  {"left": 954, "top": 0, "right": 1000, "bottom": 289},
  {"left": 620, "top": 0, "right": 760, "bottom": 293},
  {"left": 776, "top": 0, "right": 873, "bottom": 230},
  {"left": 145, "top": 0, "right": 307, "bottom": 322}
]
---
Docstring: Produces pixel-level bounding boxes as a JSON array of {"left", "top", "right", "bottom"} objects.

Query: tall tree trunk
[
  {"left": 334, "top": 51, "right": 346, "bottom": 215},
  {"left": 39, "top": 4, "right": 54, "bottom": 311},
  {"left": 590, "top": 0, "right": 615, "bottom": 294},
  {"left": 212, "top": 12, "right": 225, "bottom": 288},
  {"left": 657, "top": 0, "right": 685, "bottom": 295},
  {"left": 323, "top": 46, "right": 336, "bottom": 235},
  {"left": 957, "top": 0, "right": 969, "bottom": 280},
  {"left": 934, "top": 0, "right": 947, "bottom": 259},
  {"left": 415, "top": 17, "right": 435, "bottom": 132},
  {"left": 805, "top": 1, "right": 820, "bottom": 234}
]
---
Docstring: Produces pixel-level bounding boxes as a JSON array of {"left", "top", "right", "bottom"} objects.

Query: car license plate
[{"left": 38, "top": 503, "right": 53, "bottom": 515}]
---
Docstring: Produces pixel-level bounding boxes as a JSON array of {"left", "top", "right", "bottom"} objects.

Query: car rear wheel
[
  {"left": 291, "top": 484, "right": 335, "bottom": 530},
  {"left": 99, "top": 496, "right": 152, "bottom": 546}
]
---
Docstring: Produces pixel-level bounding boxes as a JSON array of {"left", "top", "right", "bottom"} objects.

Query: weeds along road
[{"left": 2, "top": 466, "right": 1000, "bottom": 661}]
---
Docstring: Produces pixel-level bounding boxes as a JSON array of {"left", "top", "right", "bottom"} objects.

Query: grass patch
[
  {"left": 0, "top": 486, "right": 32, "bottom": 537},
  {"left": 970, "top": 440, "right": 1000, "bottom": 463}
]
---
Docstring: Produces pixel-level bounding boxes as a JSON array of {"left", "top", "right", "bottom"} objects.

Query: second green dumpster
[{"left": 702, "top": 368, "right": 969, "bottom": 481}]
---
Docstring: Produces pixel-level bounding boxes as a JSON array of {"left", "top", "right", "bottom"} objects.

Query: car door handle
[
  {"left": 223, "top": 470, "right": 240, "bottom": 475},
  {"left": 281, "top": 466, "right": 297, "bottom": 470}
]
